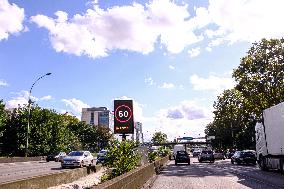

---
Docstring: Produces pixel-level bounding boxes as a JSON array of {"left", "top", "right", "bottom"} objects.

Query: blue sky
[{"left": 0, "top": 0, "right": 283, "bottom": 141}]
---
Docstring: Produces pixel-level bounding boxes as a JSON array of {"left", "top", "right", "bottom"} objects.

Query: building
[
  {"left": 81, "top": 107, "right": 111, "bottom": 128},
  {"left": 131, "top": 122, "right": 144, "bottom": 143}
]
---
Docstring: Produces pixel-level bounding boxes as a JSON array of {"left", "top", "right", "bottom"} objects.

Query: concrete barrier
[
  {"left": 0, "top": 156, "right": 46, "bottom": 163},
  {"left": 93, "top": 156, "right": 169, "bottom": 189},
  {"left": 0, "top": 165, "right": 102, "bottom": 189}
]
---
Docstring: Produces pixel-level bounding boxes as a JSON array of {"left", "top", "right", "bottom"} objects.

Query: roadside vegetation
[
  {"left": 100, "top": 140, "right": 140, "bottom": 182},
  {"left": 148, "top": 132, "right": 171, "bottom": 162},
  {"left": 0, "top": 102, "right": 113, "bottom": 157},
  {"left": 206, "top": 38, "right": 284, "bottom": 150}
]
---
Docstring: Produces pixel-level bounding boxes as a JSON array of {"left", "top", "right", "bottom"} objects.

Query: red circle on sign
[{"left": 115, "top": 105, "right": 133, "bottom": 123}]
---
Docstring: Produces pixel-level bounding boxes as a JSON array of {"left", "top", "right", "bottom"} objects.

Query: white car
[{"left": 61, "top": 151, "right": 94, "bottom": 168}]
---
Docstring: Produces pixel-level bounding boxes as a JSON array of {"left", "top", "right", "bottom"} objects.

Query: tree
[
  {"left": 151, "top": 131, "right": 167, "bottom": 144},
  {"left": 0, "top": 100, "right": 113, "bottom": 156},
  {"left": 233, "top": 38, "right": 284, "bottom": 119},
  {"left": 0, "top": 100, "right": 6, "bottom": 142},
  {"left": 205, "top": 89, "right": 255, "bottom": 150}
]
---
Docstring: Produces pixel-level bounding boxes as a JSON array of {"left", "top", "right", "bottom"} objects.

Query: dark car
[
  {"left": 175, "top": 151, "right": 190, "bottom": 165},
  {"left": 226, "top": 150, "right": 235, "bottom": 159},
  {"left": 231, "top": 150, "right": 256, "bottom": 165},
  {"left": 46, "top": 152, "right": 66, "bottom": 162},
  {"left": 96, "top": 155, "right": 108, "bottom": 165},
  {"left": 198, "top": 150, "right": 214, "bottom": 163}
]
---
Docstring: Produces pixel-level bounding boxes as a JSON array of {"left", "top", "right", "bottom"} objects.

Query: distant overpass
[{"left": 152, "top": 141, "right": 211, "bottom": 147}]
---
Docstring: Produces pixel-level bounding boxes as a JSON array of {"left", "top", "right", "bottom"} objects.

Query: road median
[{"left": 0, "top": 165, "right": 102, "bottom": 189}]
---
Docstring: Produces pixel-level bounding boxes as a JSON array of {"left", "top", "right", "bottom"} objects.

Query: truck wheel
[{"left": 259, "top": 157, "right": 268, "bottom": 171}]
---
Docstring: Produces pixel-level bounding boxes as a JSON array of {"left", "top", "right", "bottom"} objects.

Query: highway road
[
  {"left": 151, "top": 158, "right": 284, "bottom": 189},
  {"left": 0, "top": 161, "right": 70, "bottom": 184}
]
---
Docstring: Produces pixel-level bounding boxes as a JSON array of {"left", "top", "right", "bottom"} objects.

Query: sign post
[{"left": 114, "top": 100, "right": 134, "bottom": 140}]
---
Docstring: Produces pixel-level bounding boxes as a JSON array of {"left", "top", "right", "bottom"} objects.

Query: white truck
[{"left": 255, "top": 102, "right": 284, "bottom": 171}]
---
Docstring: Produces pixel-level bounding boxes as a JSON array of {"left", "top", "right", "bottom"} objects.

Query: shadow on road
[{"left": 159, "top": 160, "right": 284, "bottom": 189}]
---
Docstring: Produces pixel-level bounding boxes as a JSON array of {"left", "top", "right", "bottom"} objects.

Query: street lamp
[{"left": 25, "top": 73, "right": 52, "bottom": 157}]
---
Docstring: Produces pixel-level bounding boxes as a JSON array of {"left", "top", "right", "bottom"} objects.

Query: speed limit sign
[
  {"left": 115, "top": 105, "right": 133, "bottom": 123},
  {"left": 114, "top": 100, "right": 134, "bottom": 134}
]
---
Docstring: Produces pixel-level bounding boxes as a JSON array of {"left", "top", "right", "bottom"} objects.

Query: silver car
[{"left": 61, "top": 151, "right": 94, "bottom": 168}]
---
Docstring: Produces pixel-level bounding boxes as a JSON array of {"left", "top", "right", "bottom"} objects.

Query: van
[{"left": 173, "top": 144, "right": 185, "bottom": 159}]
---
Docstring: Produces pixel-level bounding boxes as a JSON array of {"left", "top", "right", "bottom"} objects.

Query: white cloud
[
  {"left": 0, "top": 80, "right": 8, "bottom": 86},
  {"left": 190, "top": 74, "right": 235, "bottom": 93},
  {"left": 39, "top": 95, "right": 52, "bottom": 101},
  {"left": 169, "top": 65, "right": 175, "bottom": 70},
  {"left": 6, "top": 91, "right": 29, "bottom": 109},
  {"left": 62, "top": 98, "right": 90, "bottom": 114},
  {"left": 0, "top": 0, "right": 25, "bottom": 41},
  {"left": 205, "top": 46, "right": 212, "bottom": 52},
  {"left": 187, "top": 47, "right": 200, "bottom": 58},
  {"left": 144, "top": 77, "right": 156, "bottom": 86},
  {"left": 142, "top": 100, "right": 213, "bottom": 141},
  {"left": 178, "top": 84, "right": 184, "bottom": 90},
  {"left": 30, "top": 0, "right": 205, "bottom": 58},
  {"left": 159, "top": 82, "right": 175, "bottom": 89},
  {"left": 6, "top": 91, "right": 53, "bottom": 109},
  {"left": 204, "top": 0, "right": 284, "bottom": 44}
]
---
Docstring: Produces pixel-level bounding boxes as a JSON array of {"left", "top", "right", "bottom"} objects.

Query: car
[
  {"left": 175, "top": 151, "right": 190, "bottom": 165},
  {"left": 96, "top": 155, "right": 108, "bottom": 165},
  {"left": 231, "top": 150, "right": 257, "bottom": 165},
  {"left": 173, "top": 144, "right": 185, "bottom": 159},
  {"left": 213, "top": 150, "right": 225, "bottom": 160},
  {"left": 61, "top": 151, "right": 94, "bottom": 168},
  {"left": 198, "top": 150, "right": 214, "bottom": 163},
  {"left": 192, "top": 149, "right": 201, "bottom": 157},
  {"left": 46, "top": 152, "right": 66, "bottom": 162},
  {"left": 97, "top": 150, "right": 108, "bottom": 157},
  {"left": 149, "top": 146, "right": 160, "bottom": 153},
  {"left": 226, "top": 149, "right": 236, "bottom": 159}
]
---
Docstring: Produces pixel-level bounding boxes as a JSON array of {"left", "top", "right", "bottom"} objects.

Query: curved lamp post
[{"left": 25, "top": 73, "right": 52, "bottom": 157}]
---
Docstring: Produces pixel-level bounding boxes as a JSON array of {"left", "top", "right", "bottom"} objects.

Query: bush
[
  {"left": 100, "top": 140, "right": 140, "bottom": 182},
  {"left": 148, "top": 151, "right": 159, "bottom": 163}
]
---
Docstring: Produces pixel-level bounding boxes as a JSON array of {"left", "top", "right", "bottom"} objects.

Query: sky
[{"left": 1, "top": 0, "right": 283, "bottom": 142}]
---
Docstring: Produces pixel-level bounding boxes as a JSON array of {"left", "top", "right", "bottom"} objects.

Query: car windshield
[
  {"left": 177, "top": 151, "right": 187, "bottom": 155},
  {"left": 240, "top": 151, "right": 255, "bottom": 157},
  {"left": 68, "top": 151, "right": 84, "bottom": 156}
]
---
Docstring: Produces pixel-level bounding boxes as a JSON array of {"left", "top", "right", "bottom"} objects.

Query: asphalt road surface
[
  {"left": 151, "top": 158, "right": 284, "bottom": 189},
  {"left": 0, "top": 161, "right": 70, "bottom": 184}
]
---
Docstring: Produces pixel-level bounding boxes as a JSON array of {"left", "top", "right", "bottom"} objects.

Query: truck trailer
[{"left": 255, "top": 102, "right": 284, "bottom": 171}]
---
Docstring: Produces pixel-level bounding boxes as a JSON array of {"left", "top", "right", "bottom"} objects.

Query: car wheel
[
  {"left": 61, "top": 166, "right": 66, "bottom": 169},
  {"left": 231, "top": 160, "right": 234, "bottom": 164},
  {"left": 175, "top": 162, "right": 177, "bottom": 165}
]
